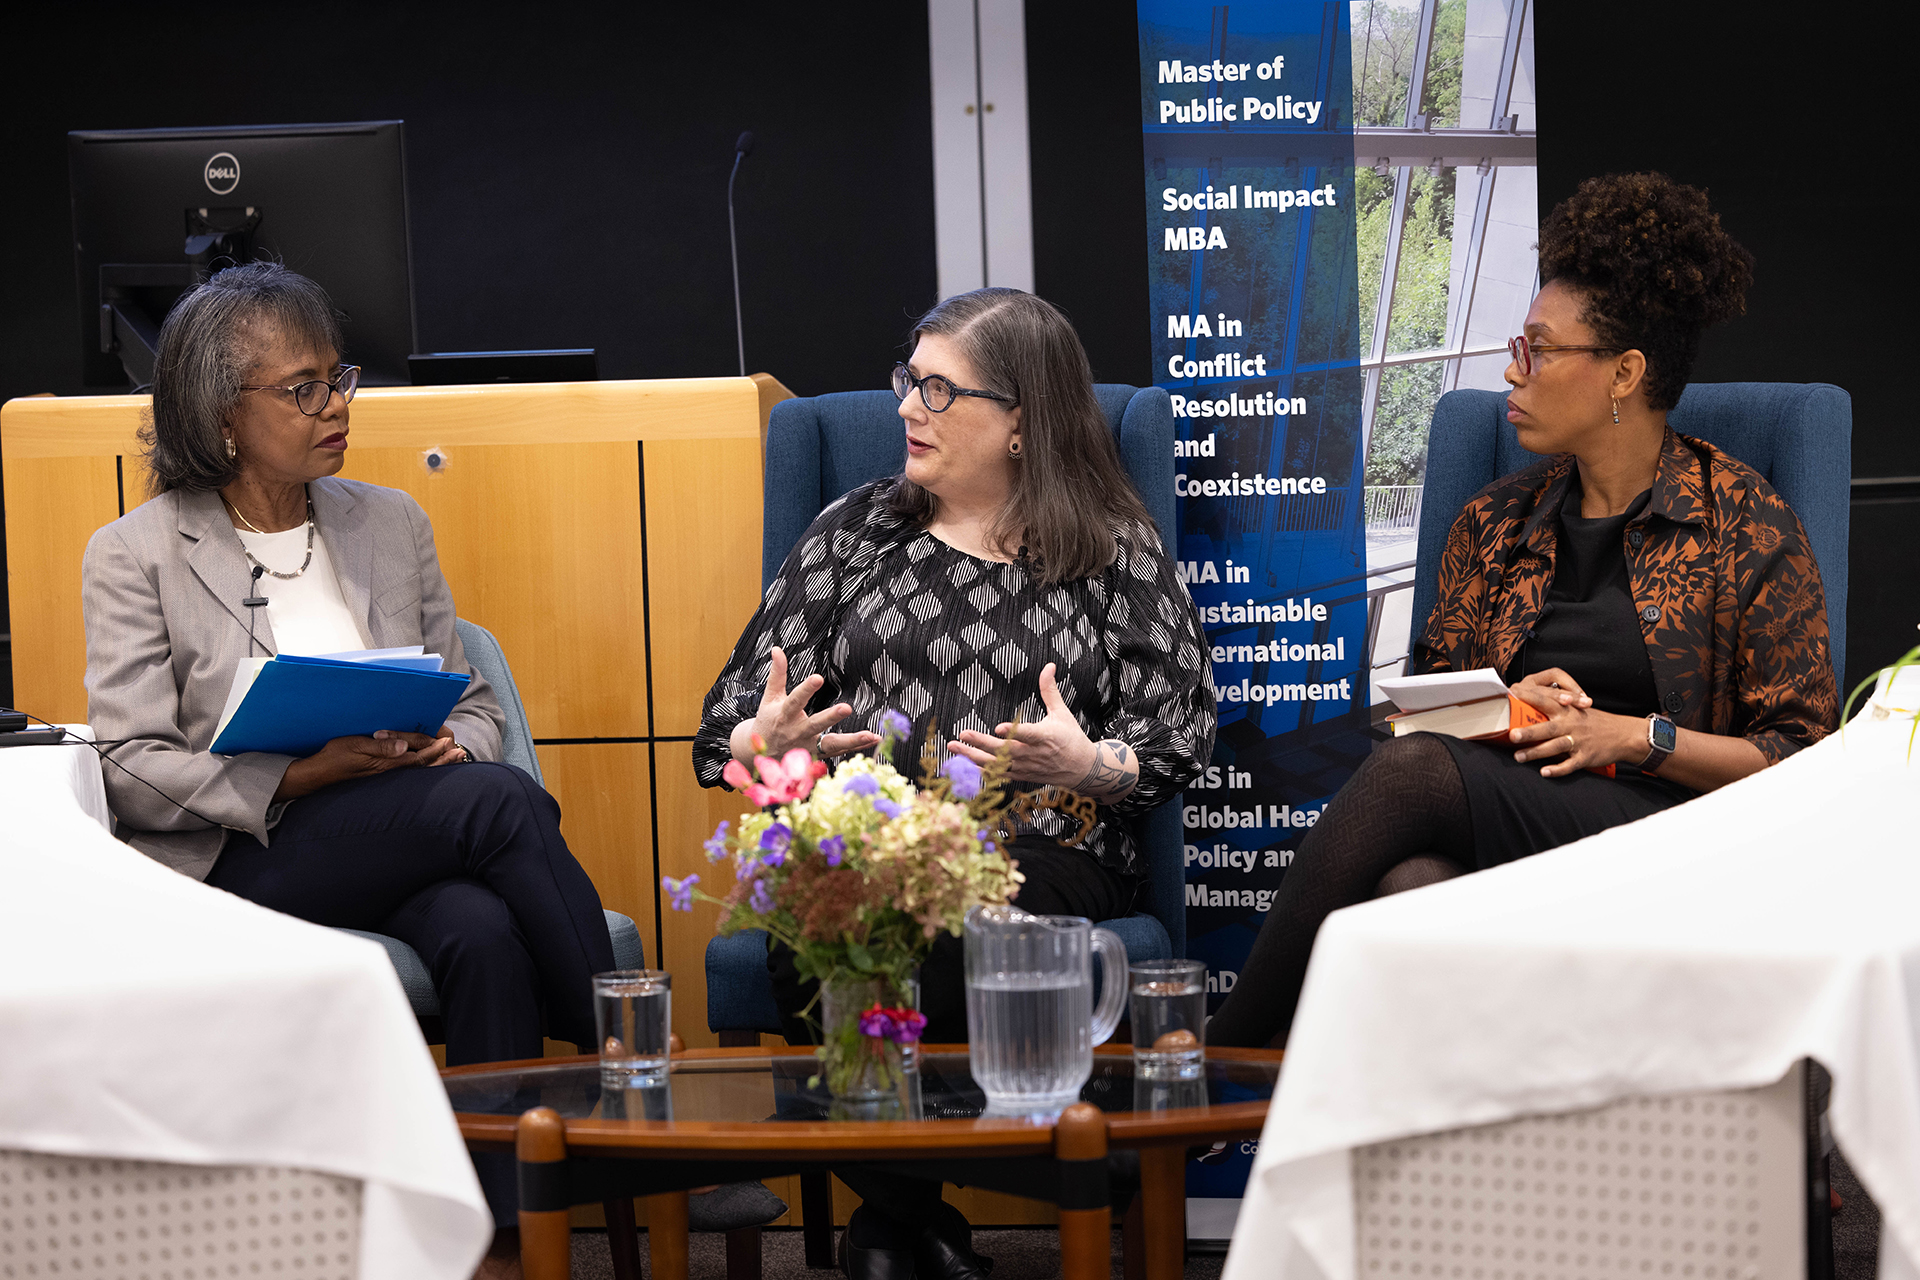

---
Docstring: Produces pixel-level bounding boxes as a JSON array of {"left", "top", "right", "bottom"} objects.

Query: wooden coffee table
[{"left": 444, "top": 1043, "right": 1282, "bottom": 1280}]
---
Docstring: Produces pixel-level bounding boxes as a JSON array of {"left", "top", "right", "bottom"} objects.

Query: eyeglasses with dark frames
[
  {"left": 239, "top": 365, "right": 361, "bottom": 416},
  {"left": 1507, "top": 335, "right": 1623, "bottom": 377},
  {"left": 891, "top": 363, "right": 1017, "bottom": 414}
]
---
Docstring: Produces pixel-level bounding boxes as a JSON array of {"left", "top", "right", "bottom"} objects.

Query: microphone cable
[
  {"left": 727, "top": 130, "right": 755, "bottom": 378},
  {"left": 5, "top": 707, "right": 225, "bottom": 828}
]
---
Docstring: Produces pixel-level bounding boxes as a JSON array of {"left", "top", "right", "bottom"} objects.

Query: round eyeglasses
[
  {"left": 1507, "top": 335, "right": 1622, "bottom": 377},
  {"left": 240, "top": 365, "right": 361, "bottom": 416},
  {"left": 891, "top": 363, "right": 1017, "bottom": 414}
]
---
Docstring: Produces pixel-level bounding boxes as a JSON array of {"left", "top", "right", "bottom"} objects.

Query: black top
[
  {"left": 1504, "top": 480, "right": 1659, "bottom": 718},
  {"left": 696, "top": 480, "right": 1217, "bottom": 878}
]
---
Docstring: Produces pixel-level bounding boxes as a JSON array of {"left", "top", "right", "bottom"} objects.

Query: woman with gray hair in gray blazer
[{"left": 82, "top": 262, "right": 612, "bottom": 1273}]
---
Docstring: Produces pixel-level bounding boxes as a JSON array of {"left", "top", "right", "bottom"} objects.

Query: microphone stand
[{"left": 728, "top": 132, "right": 754, "bottom": 378}]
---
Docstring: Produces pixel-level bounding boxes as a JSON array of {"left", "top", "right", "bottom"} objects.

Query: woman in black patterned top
[{"left": 696, "top": 288, "right": 1215, "bottom": 1278}]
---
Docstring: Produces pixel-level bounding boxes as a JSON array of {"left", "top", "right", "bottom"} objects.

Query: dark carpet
[
  {"left": 1833, "top": 1148, "right": 1880, "bottom": 1280},
  {"left": 565, "top": 1226, "right": 1227, "bottom": 1278}
]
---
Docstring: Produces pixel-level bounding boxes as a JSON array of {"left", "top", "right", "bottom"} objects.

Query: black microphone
[
  {"left": 242, "top": 564, "right": 268, "bottom": 609},
  {"left": 243, "top": 564, "right": 270, "bottom": 657},
  {"left": 728, "top": 131, "right": 755, "bottom": 378}
]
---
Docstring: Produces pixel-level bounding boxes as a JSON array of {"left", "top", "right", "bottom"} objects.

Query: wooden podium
[{"left": 1, "top": 377, "right": 780, "bottom": 1048}]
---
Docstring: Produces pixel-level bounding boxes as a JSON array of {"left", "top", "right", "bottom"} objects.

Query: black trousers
[
  {"left": 205, "top": 762, "right": 616, "bottom": 1230},
  {"left": 767, "top": 836, "right": 1136, "bottom": 1047},
  {"left": 768, "top": 837, "right": 1135, "bottom": 1244}
]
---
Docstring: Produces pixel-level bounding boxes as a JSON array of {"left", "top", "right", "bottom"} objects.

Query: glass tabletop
[{"left": 443, "top": 1048, "right": 1280, "bottom": 1126}]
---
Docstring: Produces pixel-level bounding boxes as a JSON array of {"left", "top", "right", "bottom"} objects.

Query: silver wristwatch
[{"left": 1640, "top": 713, "right": 1677, "bottom": 771}]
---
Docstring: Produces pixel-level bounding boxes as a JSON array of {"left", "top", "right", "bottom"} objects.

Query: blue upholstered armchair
[
  {"left": 1412, "top": 383, "right": 1852, "bottom": 693},
  {"left": 705, "top": 385, "right": 1189, "bottom": 1044}
]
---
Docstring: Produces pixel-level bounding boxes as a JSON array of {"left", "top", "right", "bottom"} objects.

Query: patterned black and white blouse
[{"left": 695, "top": 479, "right": 1217, "bottom": 878}]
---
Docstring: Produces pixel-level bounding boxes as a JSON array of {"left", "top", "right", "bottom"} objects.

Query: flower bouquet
[{"left": 664, "top": 715, "right": 1038, "bottom": 1100}]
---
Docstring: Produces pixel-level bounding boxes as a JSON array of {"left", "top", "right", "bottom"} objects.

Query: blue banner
[
  {"left": 1139, "top": 0, "right": 1364, "bottom": 1226},
  {"left": 1138, "top": 1, "right": 1364, "bottom": 1007}
]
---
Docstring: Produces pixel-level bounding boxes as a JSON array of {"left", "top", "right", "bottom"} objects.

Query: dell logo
[{"left": 204, "top": 152, "right": 241, "bottom": 195}]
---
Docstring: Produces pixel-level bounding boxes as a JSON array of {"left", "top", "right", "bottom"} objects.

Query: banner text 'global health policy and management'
[{"left": 1139, "top": 2, "right": 1367, "bottom": 1004}]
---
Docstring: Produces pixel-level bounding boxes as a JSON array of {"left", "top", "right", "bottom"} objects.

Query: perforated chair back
[
  {"left": 1353, "top": 1064, "right": 1809, "bottom": 1277},
  {"left": 1412, "top": 383, "right": 1852, "bottom": 690}
]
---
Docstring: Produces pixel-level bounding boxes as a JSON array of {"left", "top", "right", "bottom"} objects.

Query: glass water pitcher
[{"left": 963, "top": 904, "right": 1127, "bottom": 1113}]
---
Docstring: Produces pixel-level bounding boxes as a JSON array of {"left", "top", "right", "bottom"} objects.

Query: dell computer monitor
[{"left": 69, "top": 121, "right": 416, "bottom": 388}]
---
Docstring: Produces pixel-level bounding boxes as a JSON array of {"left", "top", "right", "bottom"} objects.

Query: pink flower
[{"left": 738, "top": 749, "right": 825, "bottom": 806}]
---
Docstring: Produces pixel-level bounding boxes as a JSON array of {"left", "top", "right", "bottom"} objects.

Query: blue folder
[{"left": 209, "top": 653, "right": 472, "bottom": 757}]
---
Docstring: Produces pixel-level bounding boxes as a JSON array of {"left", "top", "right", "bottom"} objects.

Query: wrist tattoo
[{"left": 1072, "top": 740, "right": 1138, "bottom": 801}]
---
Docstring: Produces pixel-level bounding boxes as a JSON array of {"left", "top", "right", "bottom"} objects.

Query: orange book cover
[{"left": 1403, "top": 693, "right": 1617, "bottom": 778}]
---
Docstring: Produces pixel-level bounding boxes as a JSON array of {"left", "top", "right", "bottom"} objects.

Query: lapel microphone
[
  {"left": 242, "top": 564, "right": 269, "bottom": 656},
  {"left": 242, "top": 564, "right": 268, "bottom": 609}
]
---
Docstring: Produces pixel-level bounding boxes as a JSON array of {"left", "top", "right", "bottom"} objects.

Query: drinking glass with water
[
  {"left": 1128, "top": 958, "right": 1206, "bottom": 1080},
  {"left": 594, "top": 969, "right": 672, "bottom": 1088}
]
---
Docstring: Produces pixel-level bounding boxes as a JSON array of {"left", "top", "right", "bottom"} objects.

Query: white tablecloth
[
  {"left": 1225, "top": 710, "right": 1920, "bottom": 1280},
  {"left": 0, "top": 730, "right": 492, "bottom": 1280},
  {"left": 0, "top": 725, "right": 112, "bottom": 830}
]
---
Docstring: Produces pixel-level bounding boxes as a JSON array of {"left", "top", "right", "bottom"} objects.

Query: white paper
[
  {"left": 1373, "top": 667, "right": 1508, "bottom": 713},
  {"left": 213, "top": 656, "right": 275, "bottom": 744},
  {"left": 309, "top": 646, "right": 444, "bottom": 672}
]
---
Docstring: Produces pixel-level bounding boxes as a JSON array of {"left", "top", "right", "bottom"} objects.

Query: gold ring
[{"left": 1565, "top": 735, "right": 1575, "bottom": 752}]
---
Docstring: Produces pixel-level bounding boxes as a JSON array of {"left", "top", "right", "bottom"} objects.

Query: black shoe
[
  {"left": 913, "top": 1225, "right": 994, "bottom": 1279},
  {"left": 841, "top": 1227, "right": 917, "bottom": 1280}
]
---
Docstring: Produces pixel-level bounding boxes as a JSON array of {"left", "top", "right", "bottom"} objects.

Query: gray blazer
[{"left": 81, "top": 477, "right": 506, "bottom": 880}]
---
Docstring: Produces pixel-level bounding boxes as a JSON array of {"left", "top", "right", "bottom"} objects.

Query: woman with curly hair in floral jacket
[{"left": 1208, "top": 172, "right": 1838, "bottom": 1050}]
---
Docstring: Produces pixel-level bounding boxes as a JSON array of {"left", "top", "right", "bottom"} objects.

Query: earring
[
  {"left": 225, "top": 436, "right": 237, "bottom": 460},
  {"left": 1008, "top": 440, "right": 1022, "bottom": 457},
  {"left": 1610, "top": 398, "right": 1620, "bottom": 425}
]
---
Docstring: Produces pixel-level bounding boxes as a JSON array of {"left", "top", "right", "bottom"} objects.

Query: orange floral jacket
[{"left": 1413, "top": 428, "right": 1838, "bottom": 765}]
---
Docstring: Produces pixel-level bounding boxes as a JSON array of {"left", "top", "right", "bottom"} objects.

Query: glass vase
[{"left": 816, "top": 973, "right": 919, "bottom": 1103}]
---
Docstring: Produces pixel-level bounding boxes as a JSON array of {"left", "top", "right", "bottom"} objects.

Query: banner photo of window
[{"left": 1139, "top": 0, "right": 1538, "bottom": 1237}]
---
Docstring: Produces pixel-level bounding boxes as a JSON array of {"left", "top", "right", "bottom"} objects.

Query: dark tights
[
  {"left": 1206, "top": 734, "right": 1471, "bottom": 1049},
  {"left": 770, "top": 837, "right": 1135, "bottom": 1253}
]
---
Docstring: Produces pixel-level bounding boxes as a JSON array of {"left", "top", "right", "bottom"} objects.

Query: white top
[
  {"left": 235, "top": 523, "right": 371, "bottom": 655},
  {"left": 1223, "top": 710, "right": 1920, "bottom": 1280},
  {"left": 0, "top": 733, "right": 492, "bottom": 1279}
]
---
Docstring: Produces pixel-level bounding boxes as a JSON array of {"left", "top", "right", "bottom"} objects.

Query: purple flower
[
  {"left": 872, "top": 797, "right": 904, "bottom": 819},
  {"left": 890, "top": 1008, "right": 928, "bottom": 1043},
  {"left": 819, "top": 835, "right": 847, "bottom": 867},
  {"left": 749, "top": 879, "right": 777, "bottom": 915},
  {"left": 942, "top": 756, "right": 982, "bottom": 800},
  {"left": 702, "top": 821, "right": 730, "bottom": 861},
  {"left": 877, "top": 709, "right": 911, "bottom": 743},
  {"left": 844, "top": 774, "right": 879, "bottom": 797},
  {"left": 661, "top": 873, "right": 699, "bottom": 912},
  {"left": 758, "top": 823, "right": 792, "bottom": 867},
  {"left": 857, "top": 1005, "right": 929, "bottom": 1044}
]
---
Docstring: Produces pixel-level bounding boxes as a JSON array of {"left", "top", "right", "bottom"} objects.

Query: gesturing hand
[
  {"left": 1508, "top": 667, "right": 1642, "bottom": 777},
  {"left": 729, "top": 646, "right": 879, "bottom": 765},
  {"left": 948, "top": 663, "right": 1140, "bottom": 801}
]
